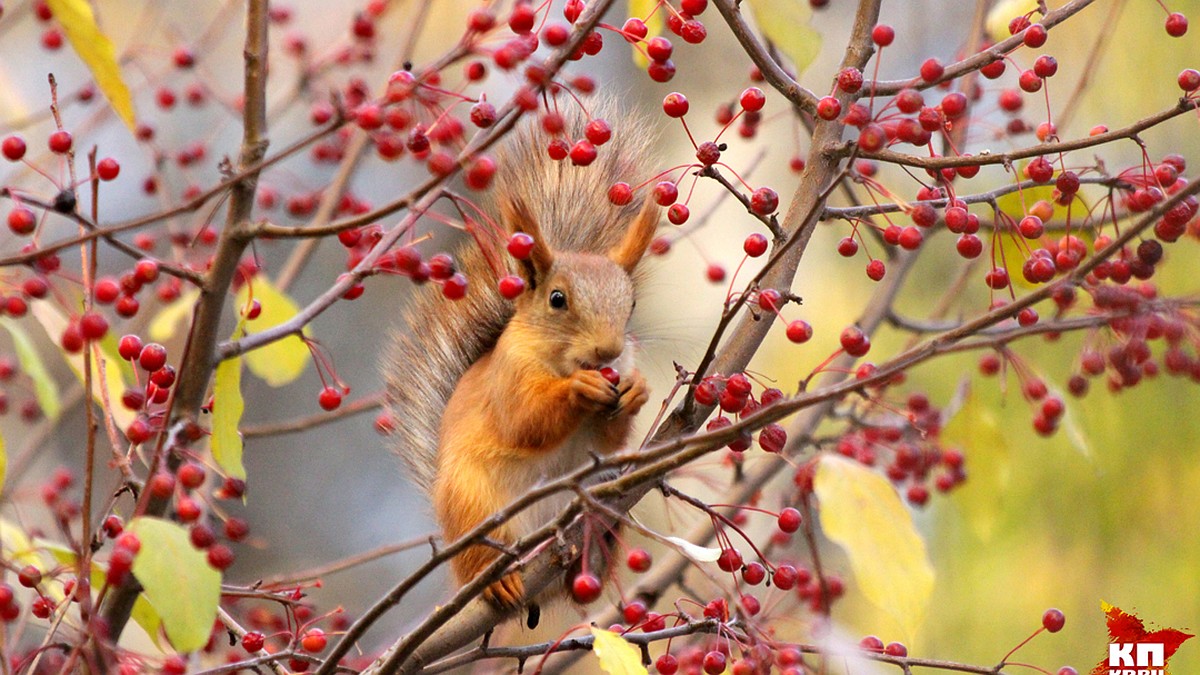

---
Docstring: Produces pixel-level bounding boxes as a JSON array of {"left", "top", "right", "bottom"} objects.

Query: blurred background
[{"left": 1, "top": 0, "right": 1198, "bottom": 671}]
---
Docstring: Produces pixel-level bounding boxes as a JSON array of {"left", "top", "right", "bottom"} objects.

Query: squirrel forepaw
[
  {"left": 570, "top": 370, "right": 620, "bottom": 412},
  {"left": 612, "top": 370, "right": 649, "bottom": 418}
]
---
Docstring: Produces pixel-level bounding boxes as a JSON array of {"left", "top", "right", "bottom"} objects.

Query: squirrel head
[{"left": 501, "top": 196, "right": 658, "bottom": 376}]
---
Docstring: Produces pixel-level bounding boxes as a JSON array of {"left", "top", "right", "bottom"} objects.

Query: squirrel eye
[{"left": 549, "top": 289, "right": 568, "bottom": 310}]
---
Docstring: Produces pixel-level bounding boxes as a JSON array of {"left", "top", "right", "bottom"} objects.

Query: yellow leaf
[
  {"left": 0, "top": 518, "right": 44, "bottom": 568},
  {"left": 236, "top": 275, "right": 309, "bottom": 387},
  {"left": 813, "top": 455, "right": 934, "bottom": 641},
  {"left": 212, "top": 352, "right": 247, "bottom": 481},
  {"left": 590, "top": 627, "right": 648, "bottom": 675},
  {"left": 941, "top": 385, "right": 1011, "bottom": 542},
  {"left": 30, "top": 301, "right": 134, "bottom": 429},
  {"left": 746, "top": 0, "right": 821, "bottom": 76},
  {"left": 986, "top": 0, "right": 1041, "bottom": 42},
  {"left": 629, "top": 0, "right": 664, "bottom": 68},
  {"left": 149, "top": 289, "right": 200, "bottom": 342},
  {"left": 44, "top": 0, "right": 136, "bottom": 131},
  {"left": 0, "top": 318, "right": 61, "bottom": 421},
  {"left": 129, "top": 517, "right": 221, "bottom": 652}
]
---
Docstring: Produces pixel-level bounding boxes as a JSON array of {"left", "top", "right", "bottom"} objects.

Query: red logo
[{"left": 1092, "top": 602, "right": 1192, "bottom": 675}]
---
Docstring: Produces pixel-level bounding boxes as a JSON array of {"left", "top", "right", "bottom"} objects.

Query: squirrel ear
[
  {"left": 608, "top": 196, "right": 660, "bottom": 273},
  {"left": 502, "top": 196, "right": 555, "bottom": 286}
]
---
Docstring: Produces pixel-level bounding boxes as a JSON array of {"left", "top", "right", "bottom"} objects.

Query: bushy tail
[{"left": 385, "top": 99, "right": 656, "bottom": 493}]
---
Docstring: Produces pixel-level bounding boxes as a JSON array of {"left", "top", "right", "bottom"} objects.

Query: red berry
[
  {"left": 207, "top": 544, "right": 235, "bottom": 570},
  {"left": 653, "top": 181, "right": 679, "bottom": 206},
  {"left": 871, "top": 24, "right": 895, "bottom": 46},
  {"left": 743, "top": 233, "right": 768, "bottom": 257},
  {"left": 608, "top": 182, "right": 633, "bottom": 206},
  {"left": 816, "top": 96, "right": 842, "bottom": 120},
  {"left": 498, "top": 275, "right": 525, "bottom": 299},
  {"left": 706, "top": 264, "right": 726, "bottom": 283},
  {"left": 680, "top": 20, "right": 706, "bottom": 44},
  {"left": 318, "top": 386, "right": 343, "bottom": 411},
  {"left": 1166, "top": 12, "right": 1188, "bottom": 37},
  {"left": 118, "top": 334, "right": 143, "bottom": 360},
  {"left": 301, "top": 628, "right": 327, "bottom": 653},
  {"left": 740, "top": 86, "right": 766, "bottom": 111},
  {"left": 840, "top": 326, "right": 871, "bottom": 356},
  {"left": 442, "top": 273, "right": 468, "bottom": 300},
  {"left": 148, "top": 472, "right": 175, "bottom": 499},
  {"left": 786, "top": 320, "right": 813, "bottom": 344},
  {"left": 571, "top": 573, "right": 602, "bottom": 603},
  {"left": 837, "top": 68, "right": 864, "bottom": 94},
  {"left": 242, "top": 631, "right": 265, "bottom": 652},
  {"left": 750, "top": 187, "right": 779, "bottom": 215},
  {"left": 919, "top": 58, "right": 944, "bottom": 82},
  {"left": 8, "top": 207, "right": 36, "bottom": 235},
  {"left": 507, "top": 232, "right": 535, "bottom": 259},
  {"left": 178, "top": 462, "right": 206, "bottom": 490},
  {"left": 716, "top": 547, "right": 742, "bottom": 572},
  {"left": 703, "top": 650, "right": 727, "bottom": 675},
  {"left": 1019, "top": 69, "right": 1043, "bottom": 92},
  {"left": 778, "top": 507, "right": 802, "bottom": 532},
  {"left": 884, "top": 642, "right": 908, "bottom": 657},
  {"left": 138, "top": 343, "right": 168, "bottom": 372},
  {"left": 627, "top": 548, "right": 652, "bottom": 572},
  {"left": 662, "top": 92, "right": 689, "bottom": 118},
  {"left": 79, "top": 312, "right": 108, "bottom": 341},
  {"left": 1042, "top": 608, "right": 1065, "bottom": 632},
  {"left": 569, "top": 139, "right": 597, "bottom": 166},
  {"left": 1024, "top": 23, "right": 1048, "bottom": 47},
  {"left": 656, "top": 654, "right": 679, "bottom": 674},
  {"left": 865, "top": 259, "right": 886, "bottom": 280},
  {"left": 667, "top": 203, "right": 690, "bottom": 224},
  {"left": 2, "top": 135, "right": 27, "bottom": 161},
  {"left": 18, "top": 565, "right": 41, "bottom": 588},
  {"left": 48, "top": 130, "right": 72, "bottom": 154}
]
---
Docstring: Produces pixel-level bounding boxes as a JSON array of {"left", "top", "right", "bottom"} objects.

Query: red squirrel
[{"left": 386, "top": 102, "right": 659, "bottom": 609}]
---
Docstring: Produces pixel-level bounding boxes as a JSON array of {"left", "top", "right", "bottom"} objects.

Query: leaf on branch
[
  {"left": 128, "top": 517, "right": 221, "bottom": 653},
  {"left": 745, "top": 0, "right": 821, "bottom": 75},
  {"left": 590, "top": 627, "right": 648, "bottom": 675},
  {"left": 30, "top": 301, "right": 134, "bottom": 429},
  {"left": 0, "top": 318, "right": 62, "bottom": 422},
  {"left": 236, "top": 275, "right": 310, "bottom": 387},
  {"left": 813, "top": 454, "right": 934, "bottom": 641},
  {"left": 0, "top": 518, "right": 42, "bottom": 568},
  {"left": 44, "top": 0, "right": 136, "bottom": 131},
  {"left": 629, "top": 0, "right": 663, "bottom": 67},
  {"left": 212, "top": 348, "right": 247, "bottom": 481},
  {"left": 664, "top": 535, "right": 723, "bottom": 562},
  {"left": 149, "top": 289, "right": 200, "bottom": 342},
  {"left": 941, "top": 384, "right": 1011, "bottom": 542}
]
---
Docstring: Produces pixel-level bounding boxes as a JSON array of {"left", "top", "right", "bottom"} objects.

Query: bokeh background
[{"left": 1, "top": 0, "right": 1198, "bottom": 671}]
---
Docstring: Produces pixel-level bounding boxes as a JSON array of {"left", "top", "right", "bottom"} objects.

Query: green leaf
[
  {"left": 590, "top": 627, "right": 648, "bottom": 675},
  {"left": 128, "top": 517, "right": 221, "bottom": 652},
  {"left": 30, "top": 301, "right": 134, "bottom": 429},
  {"left": 0, "top": 318, "right": 62, "bottom": 422},
  {"left": 44, "top": 0, "right": 136, "bottom": 131},
  {"left": 941, "top": 385, "right": 1012, "bottom": 542},
  {"left": 813, "top": 454, "right": 934, "bottom": 641},
  {"left": 211, "top": 353, "right": 246, "bottom": 481},
  {"left": 149, "top": 289, "right": 200, "bottom": 342},
  {"left": 629, "top": 0, "right": 664, "bottom": 68},
  {"left": 237, "top": 275, "right": 309, "bottom": 387},
  {"left": 746, "top": 0, "right": 821, "bottom": 76}
]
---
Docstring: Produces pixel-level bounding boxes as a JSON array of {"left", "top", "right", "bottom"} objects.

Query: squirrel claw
[
  {"left": 483, "top": 572, "right": 525, "bottom": 610},
  {"left": 570, "top": 370, "right": 620, "bottom": 412}
]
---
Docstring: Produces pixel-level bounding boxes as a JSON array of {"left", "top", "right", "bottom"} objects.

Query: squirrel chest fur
[{"left": 385, "top": 104, "right": 659, "bottom": 609}]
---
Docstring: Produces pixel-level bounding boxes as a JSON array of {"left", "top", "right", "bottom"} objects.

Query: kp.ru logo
[
  {"left": 1092, "top": 602, "right": 1192, "bottom": 675},
  {"left": 1108, "top": 642, "right": 1164, "bottom": 675}
]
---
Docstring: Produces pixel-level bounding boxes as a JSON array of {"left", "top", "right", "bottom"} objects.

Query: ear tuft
[{"left": 608, "top": 195, "right": 660, "bottom": 273}]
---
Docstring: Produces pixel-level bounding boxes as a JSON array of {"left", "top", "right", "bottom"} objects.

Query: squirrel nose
[{"left": 594, "top": 339, "right": 624, "bottom": 364}]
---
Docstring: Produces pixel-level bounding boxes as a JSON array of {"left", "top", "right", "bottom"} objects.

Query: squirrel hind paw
[{"left": 483, "top": 572, "right": 526, "bottom": 611}]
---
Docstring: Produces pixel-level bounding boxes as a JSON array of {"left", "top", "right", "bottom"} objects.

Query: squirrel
[{"left": 385, "top": 101, "right": 660, "bottom": 610}]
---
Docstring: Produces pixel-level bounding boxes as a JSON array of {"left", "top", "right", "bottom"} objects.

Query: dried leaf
[
  {"left": 0, "top": 318, "right": 61, "bottom": 421},
  {"left": 44, "top": 0, "right": 136, "bottom": 130},
  {"left": 590, "top": 627, "right": 648, "bottom": 675},
  {"left": 814, "top": 455, "right": 934, "bottom": 641},
  {"left": 236, "top": 276, "right": 309, "bottom": 387},
  {"left": 746, "top": 0, "right": 821, "bottom": 76},
  {"left": 128, "top": 517, "right": 221, "bottom": 652}
]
